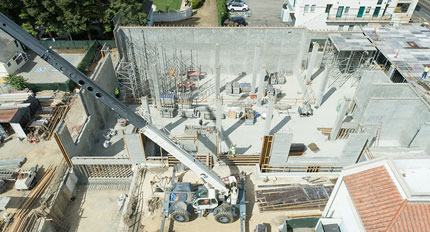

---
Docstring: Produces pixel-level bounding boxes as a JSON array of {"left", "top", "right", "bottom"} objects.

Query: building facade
[
  {"left": 282, "top": 0, "right": 419, "bottom": 30},
  {"left": 0, "top": 31, "right": 28, "bottom": 77}
]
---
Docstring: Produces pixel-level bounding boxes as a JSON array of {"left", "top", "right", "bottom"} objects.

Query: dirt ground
[
  {"left": 156, "top": 0, "right": 218, "bottom": 27},
  {"left": 139, "top": 166, "right": 335, "bottom": 232},
  {"left": 65, "top": 185, "right": 129, "bottom": 232}
]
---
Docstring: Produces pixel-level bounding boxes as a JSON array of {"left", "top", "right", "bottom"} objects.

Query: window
[
  {"left": 325, "top": 4, "right": 333, "bottom": 13},
  {"left": 311, "top": 4, "right": 316, "bottom": 12},
  {"left": 7, "top": 62, "right": 11, "bottom": 67},
  {"left": 373, "top": 6, "right": 381, "bottom": 17},
  {"left": 345, "top": 6, "right": 350, "bottom": 14},
  {"left": 395, "top": 3, "right": 410, "bottom": 13},
  {"left": 336, "top": 6, "right": 344, "bottom": 18},
  {"left": 14, "top": 55, "right": 23, "bottom": 65},
  {"left": 348, "top": 25, "right": 355, "bottom": 31},
  {"left": 357, "top": 6, "right": 365, "bottom": 18},
  {"left": 304, "top": 4, "right": 309, "bottom": 13},
  {"left": 14, "top": 40, "right": 19, "bottom": 48},
  {"left": 377, "top": 0, "right": 383, "bottom": 4},
  {"left": 366, "top": 7, "right": 371, "bottom": 13},
  {"left": 338, "top": 25, "right": 345, "bottom": 31}
]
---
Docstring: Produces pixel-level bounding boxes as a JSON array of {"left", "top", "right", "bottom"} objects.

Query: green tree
[
  {"left": 0, "top": 0, "right": 24, "bottom": 25},
  {"left": 104, "top": 0, "right": 148, "bottom": 32},
  {"left": 4, "top": 74, "right": 29, "bottom": 90}
]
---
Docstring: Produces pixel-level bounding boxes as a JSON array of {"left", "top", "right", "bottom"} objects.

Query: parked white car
[{"left": 227, "top": 2, "right": 249, "bottom": 12}]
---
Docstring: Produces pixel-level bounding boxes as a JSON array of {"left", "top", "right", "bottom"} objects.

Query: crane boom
[{"left": 0, "top": 13, "right": 228, "bottom": 192}]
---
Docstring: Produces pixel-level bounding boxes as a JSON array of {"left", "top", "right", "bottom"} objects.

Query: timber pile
[
  {"left": 31, "top": 91, "right": 71, "bottom": 140},
  {"left": 3, "top": 167, "right": 56, "bottom": 232},
  {"left": 167, "top": 154, "right": 213, "bottom": 168},
  {"left": 255, "top": 184, "right": 333, "bottom": 212},
  {"left": 218, "top": 155, "right": 260, "bottom": 166}
]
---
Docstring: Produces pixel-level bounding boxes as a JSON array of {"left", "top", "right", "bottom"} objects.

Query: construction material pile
[
  {"left": 29, "top": 90, "right": 71, "bottom": 141},
  {"left": 255, "top": 184, "right": 333, "bottom": 212}
]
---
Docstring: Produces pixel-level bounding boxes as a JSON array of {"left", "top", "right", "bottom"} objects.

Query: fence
[
  {"left": 153, "top": 6, "right": 193, "bottom": 22},
  {"left": 39, "top": 40, "right": 116, "bottom": 50},
  {"left": 77, "top": 40, "right": 100, "bottom": 72}
]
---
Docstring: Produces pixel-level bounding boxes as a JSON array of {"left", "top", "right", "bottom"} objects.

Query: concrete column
[
  {"left": 141, "top": 96, "right": 152, "bottom": 124},
  {"left": 264, "top": 96, "right": 275, "bottom": 135},
  {"left": 157, "top": 43, "right": 166, "bottom": 91},
  {"left": 306, "top": 42, "right": 319, "bottom": 82},
  {"left": 251, "top": 44, "right": 262, "bottom": 94},
  {"left": 315, "top": 65, "right": 332, "bottom": 108},
  {"left": 215, "top": 43, "right": 221, "bottom": 98},
  {"left": 215, "top": 98, "right": 223, "bottom": 153},
  {"left": 387, "top": 64, "right": 396, "bottom": 80},
  {"left": 330, "top": 97, "right": 351, "bottom": 141},
  {"left": 257, "top": 65, "right": 267, "bottom": 106},
  {"left": 151, "top": 66, "right": 162, "bottom": 107}
]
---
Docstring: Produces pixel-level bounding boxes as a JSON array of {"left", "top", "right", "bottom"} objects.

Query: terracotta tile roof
[
  {"left": 344, "top": 166, "right": 405, "bottom": 231},
  {"left": 387, "top": 202, "right": 430, "bottom": 232},
  {"left": 344, "top": 166, "right": 430, "bottom": 232}
]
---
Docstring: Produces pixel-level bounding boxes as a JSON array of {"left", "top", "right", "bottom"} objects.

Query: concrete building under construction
[{"left": 0, "top": 12, "right": 430, "bottom": 232}]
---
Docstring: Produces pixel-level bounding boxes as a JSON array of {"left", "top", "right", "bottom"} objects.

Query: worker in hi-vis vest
[
  {"left": 230, "top": 144, "right": 236, "bottom": 157},
  {"left": 114, "top": 88, "right": 120, "bottom": 98},
  {"left": 423, "top": 66, "right": 430, "bottom": 80}
]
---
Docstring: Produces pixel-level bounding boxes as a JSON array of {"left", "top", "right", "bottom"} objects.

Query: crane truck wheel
[
  {"left": 171, "top": 210, "right": 190, "bottom": 222},
  {"left": 214, "top": 211, "right": 234, "bottom": 224}
]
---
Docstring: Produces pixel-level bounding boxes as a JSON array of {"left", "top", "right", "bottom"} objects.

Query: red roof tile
[
  {"left": 344, "top": 166, "right": 405, "bottom": 232},
  {"left": 387, "top": 202, "right": 430, "bottom": 232},
  {"left": 344, "top": 166, "right": 430, "bottom": 232}
]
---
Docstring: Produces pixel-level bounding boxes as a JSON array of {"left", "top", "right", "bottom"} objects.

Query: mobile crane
[{"left": 0, "top": 13, "right": 246, "bottom": 230}]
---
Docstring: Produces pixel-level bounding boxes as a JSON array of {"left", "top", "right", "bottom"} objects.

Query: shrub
[
  {"left": 191, "top": 0, "right": 204, "bottom": 9},
  {"left": 4, "top": 74, "right": 28, "bottom": 90},
  {"left": 216, "top": 0, "right": 229, "bottom": 26}
]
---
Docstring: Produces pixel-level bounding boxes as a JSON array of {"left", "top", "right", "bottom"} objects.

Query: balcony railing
[{"left": 327, "top": 15, "right": 392, "bottom": 22}]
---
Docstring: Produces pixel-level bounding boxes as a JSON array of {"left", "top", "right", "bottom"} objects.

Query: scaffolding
[
  {"left": 321, "top": 35, "right": 378, "bottom": 89},
  {"left": 115, "top": 30, "right": 201, "bottom": 105}
]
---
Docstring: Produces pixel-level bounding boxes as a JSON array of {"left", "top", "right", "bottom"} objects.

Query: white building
[
  {"left": 0, "top": 30, "right": 28, "bottom": 78},
  {"left": 282, "top": 0, "right": 419, "bottom": 30},
  {"left": 316, "top": 158, "right": 430, "bottom": 231}
]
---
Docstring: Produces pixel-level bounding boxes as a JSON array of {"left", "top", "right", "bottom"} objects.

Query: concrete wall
[
  {"left": 58, "top": 53, "right": 119, "bottom": 157},
  {"left": 118, "top": 27, "right": 324, "bottom": 76}
]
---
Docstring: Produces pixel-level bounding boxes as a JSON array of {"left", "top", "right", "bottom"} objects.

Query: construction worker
[
  {"left": 230, "top": 145, "right": 236, "bottom": 157},
  {"left": 423, "top": 66, "right": 430, "bottom": 80},
  {"left": 114, "top": 88, "right": 120, "bottom": 98},
  {"left": 199, "top": 119, "right": 203, "bottom": 126}
]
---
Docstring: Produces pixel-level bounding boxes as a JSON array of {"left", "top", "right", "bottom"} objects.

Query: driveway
[
  {"left": 239, "top": 0, "right": 286, "bottom": 26},
  {"left": 155, "top": 0, "right": 218, "bottom": 26}
]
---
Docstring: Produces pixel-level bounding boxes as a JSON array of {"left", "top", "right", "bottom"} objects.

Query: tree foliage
[
  {"left": 0, "top": 0, "right": 150, "bottom": 39},
  {"left": 4, "top": 74, "right": 29, "bottom": 90}
]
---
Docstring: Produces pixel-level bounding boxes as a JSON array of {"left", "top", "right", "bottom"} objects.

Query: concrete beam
[
  {"left": 251, "top": 44, "right": 262, "bottom": 94},
  {"left": 330, "top": 97, "right": 351, "bottom": 141},
  {"left": 269, "top": 133, "right": 293, "bottom": 166},
  {"left": 316, "top": 65, "right": 332, "bottom": 108},
  {"left": 306, "top": 42, "right": 319, "bottom": 82},
  {"left": 257, "top": 65, "right": 266, "bottom": 106},
  {"left": 264, "top": 96, "right": 275, "bottom": 135}
]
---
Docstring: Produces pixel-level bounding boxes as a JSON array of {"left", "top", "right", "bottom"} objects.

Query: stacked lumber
[
  {"left": 4, "top": 167, "right": 56, "bottom": 232},
  {"left": 167, "top": 154, "right": 213, "bottom": 168},
  {"left": 31, "top": 91, "right": 71, "bottom": 140},
  {"left": 218, "top": 155, "right": 260, "bottom": 166},
  {"left": 255, "top": 184, "right": 333, "bottom": 212}
]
